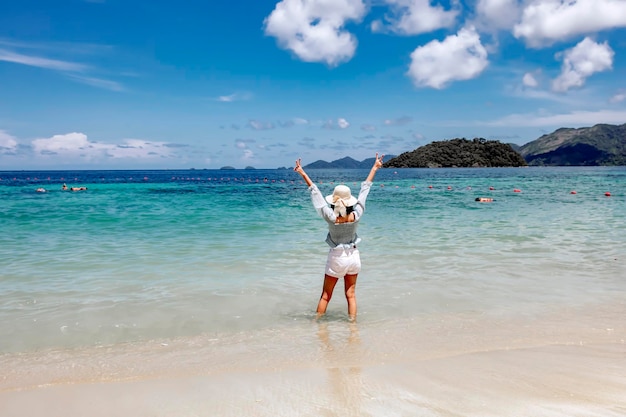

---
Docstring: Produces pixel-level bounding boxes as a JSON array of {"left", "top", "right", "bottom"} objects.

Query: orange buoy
[
  {"left": 428, "top": 185, "right": 433, "bottom": 189},
  {"left": 489, "top": 186, "right": 494, "bottom": 190},
  {"left": 605, "top": 192, "right": 611, "bottom": 197},
  {"left": 570, "top": 191, "right": 577, "bottom": 194},
  {"left": 411, "top": 185, "right": 415, "bottom": 189},
  {"left": 513, "top": 189, "right": 521, "bottom": 193},
  {"left": 447, "top": 186, "right": 452, "bottom": 190}
]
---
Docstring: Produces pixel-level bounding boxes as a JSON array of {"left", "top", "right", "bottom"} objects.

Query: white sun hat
[{"left": 325, "top": 184, "right": 358, "bottom": 207}]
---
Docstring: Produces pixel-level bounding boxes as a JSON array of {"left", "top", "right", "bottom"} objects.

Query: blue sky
[{"left": 1, "top": 0, "right": 625, "bottom": 169}]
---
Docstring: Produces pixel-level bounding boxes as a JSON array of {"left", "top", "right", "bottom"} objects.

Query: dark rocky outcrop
[{"left": 383, "top": 138, "right": 527, "bottom": 168}]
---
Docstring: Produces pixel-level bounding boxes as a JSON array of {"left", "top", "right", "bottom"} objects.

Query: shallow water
[{"left": 1, "top": 167, "right": 625, "bottom": 353}]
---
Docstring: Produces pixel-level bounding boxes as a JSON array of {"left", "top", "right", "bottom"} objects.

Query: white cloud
[
  {"left": 475, "top": 0, "right": 520, "bottom": 31},
  {"left": 514, "top": 0, "right": 626, "bottom": 48},
  {"left": 0, "top": 130, "right": 18, "bottom": 153},
  {"left": 32, "top": 132, "right": 93, "bottom": 153},
  {"left": 293, "top": 117, "right": 310, "bottom": 125},
  {"left": 31, "top": 132, "right": 174, "bottom": 160},
  {"left": 247, "top": 120, "right": 275, "bottom": 130},
  {"left": 67, "top": 74, "right": 124, "bottom": 92},
  {"left": 372, "top": 0, "right": 458, "bottom": 35},
  {"left": 234, "top": 139, "right": 255, "bottom": 161},
  {"left": 242, "top": 149, "right": 255, "bottom": 160},
  {"left": 383, "top": 116, "right": 412, "bottom": 126},
  {"left": 264, "top": 0, "right": 367, "bottom": 66},
  {"left": 552, "top": 37, "right": 614, "bottom": 93},
  {"left": 609, "top": 91, "right": 626, "bottom": 104},
  {"left": 280, "top": 117, "right": 310, "bottom": 127},
  {"left": 407, "top": 26, "right": 489, "bottom": 89},
  {"left": 216, "top": 92, "right": 252, "bottom": 102},
  {"left": 218, "top": 94, "right": 237, "bottom": 102},
  {"left": 522, "top": 72, "right": 539, "bottom": 87},
  {"left": 361, "top": 124, "right": 377, "bottom": 131},
  {"left": 107, "top": 139, "right": 174, "bottom": 159},
  {"left": 322, "top": 117, "right": 351, "bottom": 129},
  {"left": 0, "top": 48, "right": 87, "bottom": 72},
  {"left": 485, "top": 109, "right": 626, "bottom": 127},
  {"left": 0, "top": 43, "right": 124, "bottom": 91}
]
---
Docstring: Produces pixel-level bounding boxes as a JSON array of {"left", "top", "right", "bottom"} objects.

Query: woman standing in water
[{"left": 294, "top": 153, "right": 384, "bottom": 321}]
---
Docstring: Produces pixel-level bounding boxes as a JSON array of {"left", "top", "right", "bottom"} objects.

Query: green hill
[
  {"left": 383, "top": 138, "right": 527, "bottom": 168},
  {"left": 519, "top": 123, "right": 626, "bottom": 166}
]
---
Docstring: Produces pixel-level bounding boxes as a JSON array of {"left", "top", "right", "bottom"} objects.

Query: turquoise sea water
[{"left": 1, "top": 167, "right": 625, "bottom": 354}]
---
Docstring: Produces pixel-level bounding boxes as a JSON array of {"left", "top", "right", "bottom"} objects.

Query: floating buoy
[
  {"left": 447, "top": 186, "right": 452, "bottom": 190},
  {"left": 489, "top": 186, "right": 494, "bottom": 190},
  {"left": 605, "top": 192, "right": 611, "bottom": 197},
  {"left": 411, "top": 185, "right": 416, "bottom": 189},
  {"left": 428, "top": 185, "right": 433, "bottom": 189},
  {"left": 514, "top": 189, "right": 521, "bottom": 193},
  {"left": 570, "top": 191, "right": 577, "bottom": 194}
]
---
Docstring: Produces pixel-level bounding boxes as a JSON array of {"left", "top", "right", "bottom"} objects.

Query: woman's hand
[
  {"left": 373, "top": 153, "right": 384, "bottom": 169},
  {"left": 294, "top": 158, "right": 304, "bottom": 173},
  {"left": 366, "top": 152, "right": 385, "bottom": 182},
  {"left": 295, "top": 158, "right": 314, "bottom": 186}
]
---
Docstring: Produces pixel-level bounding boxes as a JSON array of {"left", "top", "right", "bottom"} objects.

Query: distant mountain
[
  {"left": 304, "top": 155, "right": 396, "bottom": 169},
  {"left": 519, "top": 123, "right": 626, "bottom": 166},
  {"left": 383, "top": 138, "right": 527, "bottom": 168}
]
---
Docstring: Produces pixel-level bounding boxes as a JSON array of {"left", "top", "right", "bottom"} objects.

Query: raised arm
[
  {"left": 365, "top": 153, "right": 384, "bottom": 182},
  {"left": 294, "top": 158, "right": 314, "bottom": 187}
]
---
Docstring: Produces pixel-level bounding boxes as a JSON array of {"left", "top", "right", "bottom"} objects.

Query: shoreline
[
  {"left": 1, "top": 344, "right": 624, "bottom": 416},
  {"left": 2, "top": 300, "right": 624, "bottom": 416}
]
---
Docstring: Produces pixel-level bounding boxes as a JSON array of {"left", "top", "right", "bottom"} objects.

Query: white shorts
[{"left": 325, "top": 246, "right": 361, "bottom": 278}]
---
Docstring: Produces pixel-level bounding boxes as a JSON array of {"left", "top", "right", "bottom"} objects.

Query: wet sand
[{"left": 1, "top": 302, "right": 625, "bottom": 417}]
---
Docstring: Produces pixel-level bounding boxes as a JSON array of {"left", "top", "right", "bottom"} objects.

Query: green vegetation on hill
[
  {"left": 520, "top": 123, "right": 626, "bottom": 166},
  {"left": 299, "top": 124, "right": 626, "bottom": 169},
  {"left": 383, "top": 138, "right": 527, "bottom": 168}
]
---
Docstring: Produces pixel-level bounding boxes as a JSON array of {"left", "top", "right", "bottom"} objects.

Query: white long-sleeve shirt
[{"left": 308, "top": 181, "right": 373, "bottom": 248}]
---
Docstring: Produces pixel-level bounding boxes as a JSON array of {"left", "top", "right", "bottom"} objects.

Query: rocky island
[{"left": 383, "top": 138, "right": 527, "bottom": 168}]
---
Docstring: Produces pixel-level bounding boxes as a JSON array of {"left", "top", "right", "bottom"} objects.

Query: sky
[{"left": 1, "top": 0, "right": 625, "bottom": 170}]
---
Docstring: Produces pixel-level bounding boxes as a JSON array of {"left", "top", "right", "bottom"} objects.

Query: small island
[{"left": 383, "top": 138, "right": 527, "bottom": 168}]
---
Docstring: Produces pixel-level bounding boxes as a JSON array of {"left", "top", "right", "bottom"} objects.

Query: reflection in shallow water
[{"left": 317, "top": 321, "right": 364, "bottom": 416}]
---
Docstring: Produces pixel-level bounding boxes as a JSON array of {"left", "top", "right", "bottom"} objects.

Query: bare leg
[
  {"left": 344, "top": 274, "right": 358, "bottom": 321},
  {"left": 317, "top": 274, "right": 339, "bottom": 317}
]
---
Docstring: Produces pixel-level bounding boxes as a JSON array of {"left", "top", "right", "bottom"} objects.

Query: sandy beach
[{"left": 2, "top": 300, "right": 624, "bottom": 417}]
